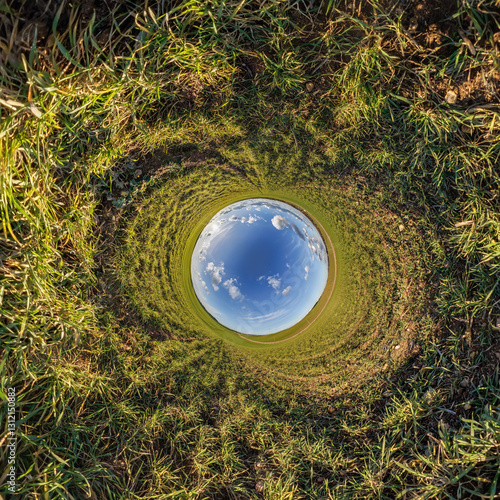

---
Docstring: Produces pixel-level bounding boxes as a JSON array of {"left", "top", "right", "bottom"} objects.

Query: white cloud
[
  {"left": 290, "top": 223, "right": 305, "bottom": 240},
  {"left": 223, "top": 278, "right": 243, "bottom": 301},
  {"left": 282, "top": 286, "right": 292, "bottom": 296},
  {"left": 304, "top": 265, "right": 310, "bottom": 280},
  {"left": 206, "top": 262, "right": 224, "bottom": 291},
  {"left": 201, "top": 280, "right": 210, "bottom": 295},
  {"left": 228, "top": 214, "right": 261, "bottom": 224},
  {"left": 308, "top": 241, "right": 317, "bottom": 261},
  {"left": 197, "top": 219, "right": 229, "bottom": 262},
  {"left": 199, "top": 241, "right": 211, "bottom": 261},
  {"left": 271, "top": 215, "right": 290, "bottom": 230},
  {"left": 267, "top": 275, "right": 281, "bottom": 291}
]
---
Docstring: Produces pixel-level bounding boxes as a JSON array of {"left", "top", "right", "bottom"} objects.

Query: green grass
[{"left": 1, "top": 0, "right": 500, "bottom": 498}]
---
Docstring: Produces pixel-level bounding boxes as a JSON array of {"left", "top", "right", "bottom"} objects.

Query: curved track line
[{"left": 236, "top": 213, "right": 338, "bottom": 345}]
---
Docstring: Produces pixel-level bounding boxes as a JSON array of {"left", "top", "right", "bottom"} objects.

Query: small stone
[
  {"left": 399, "top": 224, "right": 405, "bottom": 232},
  {"left": 461, "top": 125, "right": 473, "bottom": 134},
  {"left": 496, "top": 318, "right": 500, "bottom": 328},
  {"left": 464, "top": 403, "right": 471, "bottom": 410},
  {"left": 383, "top": 363, "right": 389, "bottom": 371},
  {"left": 317, "top": 476, "right": 325, "bottom": 483},
  {"left": 494, "top": 352, "right": 500, "bottom": 360},
  {"left": 306, "top": 82, "right": 314, "bottom": 92},
  {"left": 394, "top": 344, "right": 401, "bottom": 350},
  {"left": 460, "top": 378, "right": 469, "bottom": 388},
  {"left": 445, "top": 90, "right": 457, "bottom": 104},
  {"left": 255, "top": 481, "right": 265, "bottom": 492}
]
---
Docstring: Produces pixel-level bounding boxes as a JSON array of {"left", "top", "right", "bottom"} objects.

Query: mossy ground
[{"left": 1, "top": 0, "right": 500, "bottom": 498}]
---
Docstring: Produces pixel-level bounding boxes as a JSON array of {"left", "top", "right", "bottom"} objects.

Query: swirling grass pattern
[{"left": 118, "top": 157, "right": 433, "bottom": 397}]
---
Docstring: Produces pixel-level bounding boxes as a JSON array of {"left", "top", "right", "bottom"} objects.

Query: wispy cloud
[
  {"left": 244, "top": 309, "right": 287, "bottom": 321},
  {"left": 270, "top": 211, "right": 327, "bottom": 263},
  {"left": 282, "top": 286, "right": 292, "bottom": 296},
  {"left": 304, "top": 265, "right": 310, "bottom": 280}
]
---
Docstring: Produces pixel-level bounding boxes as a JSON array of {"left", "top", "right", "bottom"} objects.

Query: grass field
[{"left": 1, "top": 0, "right": 500, "bottom": 498}]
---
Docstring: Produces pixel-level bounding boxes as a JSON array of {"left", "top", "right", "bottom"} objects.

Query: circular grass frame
[
  {"left": 117, "top": 160, "right": 435, "bottom": 396},
  {"left": 182, "top": 191, "right": 339, "bottom": 346}
]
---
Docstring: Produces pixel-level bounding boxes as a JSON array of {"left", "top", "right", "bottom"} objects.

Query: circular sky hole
[{"left": 191, "top": 198, "right": 329, "bottom": 335}]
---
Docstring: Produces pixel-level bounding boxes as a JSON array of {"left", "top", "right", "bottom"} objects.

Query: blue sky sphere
[{"left": 191, "top": 199, "right": 329, "bottom": 335}]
